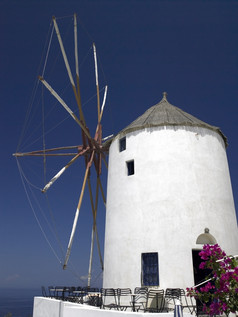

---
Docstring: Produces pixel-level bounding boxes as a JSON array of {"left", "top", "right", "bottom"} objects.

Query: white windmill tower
[{"left": 103, "top": 92, "right": 238, "bottom": 291}]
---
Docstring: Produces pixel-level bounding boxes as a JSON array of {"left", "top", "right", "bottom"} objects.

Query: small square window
[
  {"left": 127, "top": 160, "right": 134, "bottom": 176},
  {"left": 119, "top": 137, "right": 126, "bottom": 152}
]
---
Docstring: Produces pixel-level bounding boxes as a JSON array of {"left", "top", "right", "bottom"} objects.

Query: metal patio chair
[
  {"left": 72, "top": 286, "right": 85, "bottom": 303},
  {"left": 41, "top": 286, "right": 48, "bottom": 297},
  {"left": 144, "top": 289, "right": 165, "bottom": 313},
  {"left": 101, "top": 288, "right": 118, "bottom": 310},
  {"left": 179, "top": 289, "right": 196, "bottom": 315},
  {"left": 164, "top": 288, "right": 180, "bottom": 311},
  {"left": 117, "top": 288, "right": 132, "bottom": 311},
  {"left": 48, "top": 286, "right": 56, "bottom": 298},
  {"left": 54, "top": 286, "right": 68, "bottom": 300},
  {"left": 132, "top": 287, "right": 148, "bottom": 311},
  {"left": 65, "top": 286, "right": 78, "bottom": 303},
  {"left": 82, "top": 287, "right": 100, "bottom": 306}
]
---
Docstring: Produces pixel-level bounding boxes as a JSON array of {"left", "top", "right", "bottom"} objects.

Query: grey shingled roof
[{"left": 117, "top": 92, "right": 227, "bottom": 147}]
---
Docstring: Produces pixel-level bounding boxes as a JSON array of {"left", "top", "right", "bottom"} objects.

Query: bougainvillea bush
[{"left": 187, "top": 244, "right": 238, "bottom": 316}]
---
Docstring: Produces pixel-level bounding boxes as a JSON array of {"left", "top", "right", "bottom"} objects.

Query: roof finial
[{"left": 162, "top": 92, "right": 168, "bottom": 101}]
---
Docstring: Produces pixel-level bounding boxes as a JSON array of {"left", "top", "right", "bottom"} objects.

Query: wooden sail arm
[
  {"left": 97, "top": 125, "right": 102, "bottom": 175},
  {"left": 63, "top": 150, "right": 95, "bottom": 269},
  {"left": 87, "top": 177, "right": 104, "bottom": 278},
  {"left": 53, "top": 16, "right": 75, "bottom": 88},
  {"left": 87, "top": 177, "right": 97, "bottom": 286},
  {"left": 39, "top": 76, "right": 92, "bottom": 142},
  {"left": 81, "top": 126, "right": 88, "bottom": 149},
  {"left": 94, "top": 177, "right": 104, "bottom": 269},
  {"left": 13, "top": 145, "right": 83, "bottom": 157},
  {"left": 101, "top": 151, "right": 108, "bottom": 169},
  {"left": 93, "top": 84, "right": 107, "bottom": 142},
  {"left": 95, "top": 224, "right": 104, "bottom": 271},
  {"left": 93, "top": 123, "right": 102, "bottom": 144},
  {"left": 99, "top": 85, "right": 108, "bottom": 123},
  {"left": 93, "top": 154, "right": 99, "bottom": 176},
  {"left": 73, "top": 13, "right": 85, "bottom": 123},
  {"left": 93, "top": 125, "right": 102, "bottom": 175},
  {"left": 14, "top": 153, "right": 79, "bottom": 157},
  {"left": 52, "top": 16, "right": 86, "bottom": 125},
  {"left": 85, "top": 133, "right": 102, "bottom": 154},
  {"left": 85, "top": 123, "right": 104, "bottom": 155},
  {"left": 74, "top": 13, "right": 80, "bottom": 95},
  {"left": 42, "top": 147, "right": 90, "bottom": 193},
  {"left": 87, "top": 227, "right": 95, "bottom": 287},
  {"left": 98, "top": 176, "right": 106, "bottom": 206},
  {"left": 93, "top": 43, "right": 101, "bottom": 123},
  {"left": 83, "top": 126, "right": 99, "bottom": 154}
]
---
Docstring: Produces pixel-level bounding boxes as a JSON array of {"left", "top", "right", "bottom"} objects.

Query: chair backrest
[
  {"left": 164, "top": 288, "right": 180, "bottom": 311},
  {"left": 146, "top": 289, "right": 165, "bottom": 312},
  {"left": 134, "top": 287, "right": 148, "bottom": 294},
  {"left": 68, "top": 286, "right": 75, "bottom": 295},
  {"left": 117, "top": 288, "right": 132, "bottom": 307},
  {"left": 82, "top": 286, "right": 90, "bottom": 294},
  {"left": 165, "top": 288, "right": 180, "bottom": 299},
  {"left": 118, "top": 288, "right": 132, "bottom": 296},
  {"left": 48, "top": 286, "right": 55, "bottom": 297},
  {"left": 179, "top": 288, "right": 197, "bottom": 314},
  {"left": 41, "top": 286, "right": 47, "bottom": 297},
  {"left": 134, "top": 287, "right": 148, "bottom": 306},
  {"left": 101, "top": 288, "right": 117, "bottom": 296},
  {"left": 88, "top": 287, "right": 99, "bottom": 293},
  {"left": 149, "top": 289, "right": 164, "bottom": 297},
  {"left": 101, "top": 288, "right": 118, "bottom": 307}
]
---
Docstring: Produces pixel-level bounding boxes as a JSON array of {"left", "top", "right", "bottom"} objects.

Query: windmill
[{"left": 13, "top": 14, "right": 111, "bottom": 287}]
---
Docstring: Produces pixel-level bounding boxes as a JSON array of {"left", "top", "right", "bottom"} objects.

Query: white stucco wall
[
  {"left": 33, "top": 297, "right": 193, "bottom": 317},
  {"left": 103, "top": 125, "right": 238, "bottom": 291}
]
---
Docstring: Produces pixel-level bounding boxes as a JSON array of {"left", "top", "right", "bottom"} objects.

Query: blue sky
[{"left": 1, "top": 0, "right": 238, "bottom": 290}]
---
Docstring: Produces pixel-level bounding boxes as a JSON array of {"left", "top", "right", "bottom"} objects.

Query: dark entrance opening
[{"left": 192, "top": 250, "right": 212, "bottom": 315}]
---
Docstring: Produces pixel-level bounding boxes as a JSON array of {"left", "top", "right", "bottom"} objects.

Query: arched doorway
[{"left": 192, "top": 228, "right": 217, "bottom": 314}]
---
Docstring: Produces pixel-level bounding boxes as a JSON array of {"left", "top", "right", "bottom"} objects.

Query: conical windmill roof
[{"left": 118, "top": 92, "right": 227, "bottom": 147}]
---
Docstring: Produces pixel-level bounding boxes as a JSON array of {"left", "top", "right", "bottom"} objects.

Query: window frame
[
  {"left": 126, "top": 160, "right": 135, "bottom": 176},
  {"left": 119, "top": 137, "right": 126, "bottom": 152},
  {"left": 141, "top": 252, "right": 159, "bottom": 286}
]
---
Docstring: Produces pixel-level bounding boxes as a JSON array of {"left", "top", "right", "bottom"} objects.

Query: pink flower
[
  {"left": 221, "top": 302, "right": 227, "bottom": 312},
  {"left": 186, "top": 244, "right": 238, "bottom": 316},
  {"left": 199, "top": 261, "right": 206, "bottom": 269},
  {"left": 209, "top": 302, "right": 220, "bottom": 315},
  {"left": 200, "top": 282, "right": 214, "bottom": 293}
]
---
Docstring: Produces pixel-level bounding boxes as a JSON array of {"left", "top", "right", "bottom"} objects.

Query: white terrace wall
[{"left": 33, "top": 297, "right": 193, "bottom": 317}]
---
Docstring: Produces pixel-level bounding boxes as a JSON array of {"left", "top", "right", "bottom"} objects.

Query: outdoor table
[
  {"left": 50, "top": 287, "right": 69, "bottom": 299},
  {"left": 73, "top": 290, "right": 86, "bottom": 303},
  {"left": 84, "top": 292, "right": 101, "bottom": 306}
]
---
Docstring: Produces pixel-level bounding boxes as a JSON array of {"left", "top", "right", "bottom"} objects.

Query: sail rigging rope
[
  {"left": 16, "top": 20, "right": 54, "bottom": 153},
  {"left": 22, "top": 84, "right": 106, "bottom": 152},
  {"left": 41, "top": 82, "right": 66, "bottom": 259},
  {"left": 16, "top": 157, "right": 62, "bottom": 264},
  {"left": 42, "top": 84, "right": 47, "bottom": 186},
  {"left": 16, "top": 158, "right": 63, "bottom": 242},
  {"left": 42, "top": 23, "right": 54, "bottom": 77},
  {"left": 16, "top": 157, "right": 86, "bottom": 282},
  {"left": 41, "top": 84, "right": 66, "bottom": 262},
  {"left": 19, "top": 53, "right": 101, "bottom": 152}
]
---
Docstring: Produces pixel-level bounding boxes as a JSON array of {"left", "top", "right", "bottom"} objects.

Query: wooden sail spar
[{"left": 13, "top": 13, "right": 112, "bottom": 287}]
